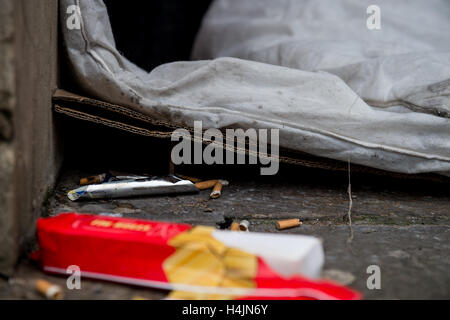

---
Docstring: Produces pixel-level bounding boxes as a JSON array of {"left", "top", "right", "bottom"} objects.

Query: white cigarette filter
[
  {"left": 239, "top": 220, "right": 250, "bottom": 232},
  {"left": 35, "top": 279, "right": 64, "bottom": 300},
  {"left": 218, "top": 180, "right": 229, "bottom": 186}
]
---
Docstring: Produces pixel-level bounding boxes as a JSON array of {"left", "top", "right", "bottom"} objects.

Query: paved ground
[{"left": 1, "top": 164, "right": 449, "bottom": 300}]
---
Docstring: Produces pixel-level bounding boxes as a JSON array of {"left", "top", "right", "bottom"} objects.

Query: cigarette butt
[
  {"left": 230, "top": 222, "right": 240, "bottom": 231},
  {"left": 239, "top": 220, "right": 250, "bottom": 232},
  {"left": 35, "top": 279, "right": 64, "bottom": 300},
  {"left": 80, "top": 173, "right": 106, "bottom": 186},
  {"left": 195, "top": 180, "right": 218, "bottom": 190},
  {"left": 276, "top": 219, "right": 302, "bottom": 230},
  {"left": 132, "top": 296, "right": 149, "bottom": 300},
  {"left": 210, "top": 181, "right": 223, "bottom": 199}
]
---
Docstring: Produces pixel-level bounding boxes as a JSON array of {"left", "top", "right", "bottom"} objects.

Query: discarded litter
[
  {"left": 35, "top": 279, "right": 64, "bottom": 300},
  {"left": 194, "top": 180, "right": 218, "bottom": 190},
  {"left": 229, "top": 220, "right": 249, "bottom": 232},
  {"left": 209, "top": 181, "right": 223, "bottom": 199},
  {"left": 193, "top": 179, "right": 229, "bottom": 199},
  {"left": 239, "top": 220, "right": 250, "bottom": 232},
  {"left": 68, "top": 175, "right": 198, "bottom": 201},
  {"left": 34, "top": 213, "right": 360, "bottom": 300},
  {"left": 230, "top": 222, "right": 240, "bottom": 231},
  {"left": 72, "top": 173, "right": 230, "bottom": 201},
  {"left": 79, "top": 171, "right": 150, "bottom": 186},
  {"left": 80, "top": 173, "right": 109, "bottom": 186},
  {"left": 276, "top": 219, "right": 303, "bottom": 230}
]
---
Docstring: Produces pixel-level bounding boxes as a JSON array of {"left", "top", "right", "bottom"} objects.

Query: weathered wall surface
[
  {"left": 0, "top": 0, "right": 18, "bottom": 277},
  {"left": 0, "top": 0, "right": 61, "bottom": 276}
]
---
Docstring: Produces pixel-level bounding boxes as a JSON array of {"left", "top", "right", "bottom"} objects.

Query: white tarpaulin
[
  {"left": 193, "top": 0, "right": 450, "bottom": 118},
  {"left": 60, "top": 0, "right": 450, "bottom": 175}
]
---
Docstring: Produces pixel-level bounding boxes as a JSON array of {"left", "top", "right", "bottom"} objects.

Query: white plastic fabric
[
  {"left": 193, "top": 0, "right": 450, "bottom": 118},
  {"left": 60, "top": 0, "right": 450, "bottom": 175}
]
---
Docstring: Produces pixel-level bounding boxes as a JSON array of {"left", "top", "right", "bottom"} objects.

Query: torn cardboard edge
[{"left": 53, "top": 89, "right": 448, "bottom": 183}]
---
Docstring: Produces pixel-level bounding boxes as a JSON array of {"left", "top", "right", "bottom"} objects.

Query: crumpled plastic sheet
[{"left": 60, "top": 0, "right": 450, "bottom": 175}]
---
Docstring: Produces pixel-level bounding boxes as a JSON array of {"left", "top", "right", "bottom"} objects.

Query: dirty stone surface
[{"left": 1, "top": 166, "right": 449, "bottom": 300}]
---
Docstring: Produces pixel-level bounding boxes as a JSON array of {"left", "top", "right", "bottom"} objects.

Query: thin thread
[{"left": 347, "top": 159, "right": 354, "bottom": 244}]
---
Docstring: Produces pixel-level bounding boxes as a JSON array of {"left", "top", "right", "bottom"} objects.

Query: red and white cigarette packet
[{"left": 33, "top": 213, "right": 360, "bottom": 300}]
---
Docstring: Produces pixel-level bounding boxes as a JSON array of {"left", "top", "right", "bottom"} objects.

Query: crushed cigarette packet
[{"left": 33, "top": 213, "right": 360, "bottom": 300}]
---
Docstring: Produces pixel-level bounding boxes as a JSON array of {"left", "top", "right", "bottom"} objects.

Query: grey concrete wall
[
  {"left": 0, "top": 0, "right": 61, "bottom": 276},
  {"left": 0, "top": 0, "right": 18, "bottom": 277}
]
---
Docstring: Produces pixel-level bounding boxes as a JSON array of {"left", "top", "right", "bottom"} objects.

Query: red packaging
[{"left": 34, "top": 213, "right": 361, "bottom": 300}]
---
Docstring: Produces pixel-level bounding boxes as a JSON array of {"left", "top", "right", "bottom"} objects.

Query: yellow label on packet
[
  {"left": 163, "top": 226, "right": 257, "bottom": 300},
  {"left": 90, "top": 219, "right": 151, "bottom": 232}
]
